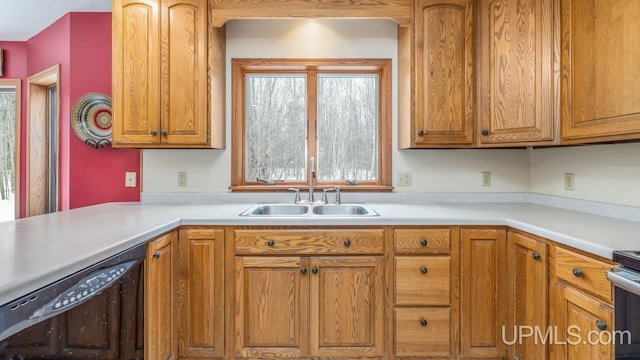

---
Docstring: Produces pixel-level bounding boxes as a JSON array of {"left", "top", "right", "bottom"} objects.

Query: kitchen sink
[
  {"left": 240, "top": 204, "right": 310, "bottom": 216},
  {"left": 240, "top": 203, "right": 378, "bottom": 217},
  {"left": 311, "top": 204, "right": 379, "bottom": 216}
]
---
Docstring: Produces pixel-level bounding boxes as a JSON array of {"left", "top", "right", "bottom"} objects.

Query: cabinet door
[
  {"left": 561, "top": 0, "right": 640, "bottom": 143},
  {"left": 507, "top": 231, "right": 548, "bottom": 360},
  {"left": 309, "top": 256, "right": 384, "bottom": 358},
  {"left": 477, "top": 0, "right": 555, "bottom": 146},
  {"left": 460, "top": 228, "right": 507, "bottom": 358},
  {"left": 413, "top": 0, "right": 474, "bottom": 146},
  {"left": 235, "top": 256, "right": 309, "bottom": 358},
  {"left": 145, "top": 231, "right": 178, "bottom": 360},
  {"left": 553, "top": 284, "right": 613, "bottom": 360},
  {"left": 112, "top": 0, "right": 161, "bottom": 146},
  {"left": 161, "top": 0, "right": 209, "bottom": 146},
  {"left": 178, "top": 228, "right": 224, "bottom": 358},
  {"left": 395, "top": 307, "right": 451, "bottom": 358}
]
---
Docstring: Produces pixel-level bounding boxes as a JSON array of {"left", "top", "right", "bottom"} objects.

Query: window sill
[{"left": 230, "top": 185, "right": 393, "bottom": 192}]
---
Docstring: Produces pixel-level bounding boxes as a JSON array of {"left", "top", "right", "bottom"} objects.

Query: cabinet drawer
[
  {"left": 555, "top": 246, "right": 613, "bottom": 303},
  {"left": 395, "top": 307, "right": 451, "bottom": 357},
  {"left": 234, "top": 229, "right": 384, "bottom": 255},
  {"left": 395, "top": 256, "right": 450, "bottom": 306},
  {"left": 394, "top": 228, "right": 450, "bottom": 254}
]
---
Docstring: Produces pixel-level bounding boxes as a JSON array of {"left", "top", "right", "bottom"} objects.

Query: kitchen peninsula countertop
[{"left": 1, "top": 200, "right": 640, "bottom": 306}]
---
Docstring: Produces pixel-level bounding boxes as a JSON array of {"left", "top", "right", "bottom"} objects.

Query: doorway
[{"left": 0, "top": 79, "right": 20, "bottom": 222}]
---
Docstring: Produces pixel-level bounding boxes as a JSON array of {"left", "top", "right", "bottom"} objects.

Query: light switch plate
[
  {"left": 178, "top": 172, "right": 188, "bottom": 187},
  {"left": 397, "top": 172, "right": 412, "bottom": 187},
  {"left": 564, "top": 173, "right": 575, "bottom": 191},
  {"left": 482, "top": 172, "right": 491, "bottom": 187}
]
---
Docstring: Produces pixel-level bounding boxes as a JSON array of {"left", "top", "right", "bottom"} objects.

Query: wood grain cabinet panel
[
  {"left": 477, "top": 0, "right": 556, "bottom": 146},
  {"left": 178, "top": 228, "right": 224, "bottom": 359},
  {"left": 507, "top": 230, "right": 548, "bottom": 360},
  {"left": 145, "top": 231, "right": 178, "bottom": 360},
  {"left": 309, "top": 257, "right": 384, "bottom": 358},
  {"left": 395, "top": 256, "right": 450, "bottom": 306},
  {"left": 553, "top": 284, "right": 613, "bottom": 360},
  {"left": 112, "top": 0, "right": 225, "bottom": 148},
  {"left": 560, "top": 0, "right": 640, "bottom": 143},
  {"left": 394, "top": 228, "right": 451, "bottom": 254},
  {"left": 394, "top": 307, "right": 451, "bottom": 358},
  {"left": 399, "top": 0, "right": 474, "bottom": 148},
  {"left": 555, "top": 246, "right": 613, "bottom": 302},
  {"left": 460, "top": 227, "right": 507, "bottom": 358}
]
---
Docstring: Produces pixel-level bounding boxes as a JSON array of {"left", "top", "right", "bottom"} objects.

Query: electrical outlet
[
  {"left": 125, "top": 172, "right": 136, "bottom": 187},
  {"left": 482, "top": 172, "right": 491, "bottom": 187},
  {"left": 178, "top": 172, "right": 188, "bottom": 187},
  {"left": 564, "top": 173, "right": 575, "bottom": 191},
  {"left": 398, "top": 172, "right": 412, "bottom": 186}
]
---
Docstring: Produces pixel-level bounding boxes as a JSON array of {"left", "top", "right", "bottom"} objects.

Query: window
[{"left": 231, "top": 58, "right": 391, "bottom": 191}]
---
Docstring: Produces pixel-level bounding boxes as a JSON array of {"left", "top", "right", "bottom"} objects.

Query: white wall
[
  {"left": 530, "top": 143, "right": 640, "bottom": 207},
  {"left": 141, "top": 19, "right": 531, "bottom": 193}
]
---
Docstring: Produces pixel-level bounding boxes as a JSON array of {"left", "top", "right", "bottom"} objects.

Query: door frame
[
  {"left": 26, "top": 64, "right": 59, "bottom": 217},
  {"left": 0, "top": 78, "right": 21, "bottom": 219}
]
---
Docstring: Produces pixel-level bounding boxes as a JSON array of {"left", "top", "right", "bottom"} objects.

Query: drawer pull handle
[
  {"left": 300, "top": 267, "right": 307, "bottom": 275},
  {"left": 150, "top": 129, "right": 158, "bottom": 136},
  {"left": 312, "top": 267, "right": 318, "bottom": 274},
  {"left": 153, "top": 251, "right": 161, "bottom": 259},
  {"left": 481, "top": 129, "right": 489, "bottom": 136},
  {"left": 267, "top": 240, "right": 275, "bottom": 247},
  {"left": 595, "top": 320, "right": 607, "bottom": 331},
  {"left": 420, "top": 319, "right": 428, "bottom": 327},
  {"left": 420, "top": 267, "right": 428, "bottom": 274},
  {"left": 532, "top": 252, "right": 541, "bottom": 261},
  {"left": 420, "top": 239, "right": 428, "bottom": 246},
  {"left": 418, "top": 130, "right": 425, "bottom": 136},
  {"left": 572, "top": 268, "right": 583, "bottom": 278},
  {"left": 161, "top": 130, "right": 168, "bottom": 137},
  {"left": 344, "top": 239, "right": 351, "bottom": 247}
]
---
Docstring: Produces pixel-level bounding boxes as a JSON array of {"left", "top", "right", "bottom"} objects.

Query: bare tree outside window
[
  {"left": 317, "top": 74, "right": 378, "bottom": 182},
  {"left": 0, "top": 92, "right": 16, "bottom": 202},
  {"left": 245, "top": 74, "right": 307, "bottom": 182}
]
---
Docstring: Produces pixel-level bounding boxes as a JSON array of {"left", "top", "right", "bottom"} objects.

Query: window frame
[{"left": 231, "top": 58, "right": 392, "bottom": 192}]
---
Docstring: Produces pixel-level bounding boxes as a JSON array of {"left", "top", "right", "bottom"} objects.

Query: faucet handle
[
  {"left": 334, "top": 186, "right": 341, "bottom": 204},
  {"left": 288, "top": 188, "right": 301, "bottom": 204},
  {"left": 321, "top": 188, "right": 334, "bottom": 204}
]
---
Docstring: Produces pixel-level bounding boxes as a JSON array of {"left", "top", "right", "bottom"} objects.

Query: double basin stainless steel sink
[{"left": 240, "top": 203, "right": 379, "bottom": 217}]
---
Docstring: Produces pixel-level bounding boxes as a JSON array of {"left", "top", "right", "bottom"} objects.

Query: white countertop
[{"left": 1, "top": 200, "right": 640, "bottom": 306}]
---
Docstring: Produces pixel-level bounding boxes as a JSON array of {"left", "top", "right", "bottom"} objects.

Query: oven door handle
[{"left": 607, "top": 270, "right": 640, "bottom": 296}]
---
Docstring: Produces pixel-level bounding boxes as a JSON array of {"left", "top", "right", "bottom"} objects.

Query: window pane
[
  {"left": 317, "top": 74, "right": 378, "bottom": 182},
  {"left": 245, "top": 74, "right": 307, "bottom": 182}
]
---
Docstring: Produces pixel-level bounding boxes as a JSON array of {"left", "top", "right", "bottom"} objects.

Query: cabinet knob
[
  {"left": 150, "top": 129, "right": 158, "bottom": 136},
  {"left": 595, "top": 320, "right": 607, "bottom": 331},
  {"left": 418, "top": 130, "right": 425, "bottom": 137},
  {"left": 572, "top": 268, "right": 583, "bottom": 278},
  {"left": 161, "top": 130, "right": 168, "bottom": 137},
  {"left": 420, "top": 239, "right": 428, "bottom": 246},
  {"left": 300, "top": 267, "right": 307, "bottom": 275},
  {"left": 312, "top": 267, "right": 318, "bottom": 274},
  {"left": 420, "top": 319, "right": 428, "bottom": 327},
  {"left": 420, "top": 267, "right": 428, "bottom": 274},
  {"left": 532, "top": 252, "right": 541, "bottom": 261},
  {"left": 344, "top": 239, "right": 351, "bottom": 247},
  {"left": 153, "top": 251, "right": 161, "bottom": 259},
  {"left": 267, "top": 240, "right": 275, "bottom": 247},
  {"left": 481, "top": 129, "right": 489, "bottom": 136}
]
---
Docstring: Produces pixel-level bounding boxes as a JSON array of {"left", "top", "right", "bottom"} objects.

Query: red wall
[{"left": 1, "top": 12, "right": 140, "bottom": 217}]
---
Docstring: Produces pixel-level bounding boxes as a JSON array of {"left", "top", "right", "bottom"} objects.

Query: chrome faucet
[{"left": 308, "top": 156, "right": 315, "bottom": 202}]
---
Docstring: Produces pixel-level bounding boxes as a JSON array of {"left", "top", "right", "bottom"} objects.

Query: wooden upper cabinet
[
  {"left": 560, "top": 0, "right": 640, "bottom": 143},
  {"left": 399, "top": 0, "right": 474, "bottom": 148},
  {"left": 477, "top": 0, "right": 557, "bottom": 146},
  {"left": 112, "top": 0, "right": 225, "bottom": 148}
]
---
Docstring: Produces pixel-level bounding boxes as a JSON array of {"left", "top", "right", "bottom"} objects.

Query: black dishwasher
[{"left": 0, "top": 244, "right": 145, "bottom": 360}]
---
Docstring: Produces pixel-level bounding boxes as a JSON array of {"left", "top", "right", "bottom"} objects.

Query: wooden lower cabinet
[
  {"left": 234, "top": 255, "right": 384, "bottom": 359},
  {"left": 552, "top": 284, "right": 613, "bottom": 360},
  {"left": 507, "top": 230, "right": 549, "bottom": 360},
  {"left": 146, "top": 231, "right": 178, "bottom": 360},
  {"left": 395, "top": 307, "right": 451, "bottom": 358},
  {"left": 178, "top": 228, "right": 225, "bottom": 359},
  {"left": 460, "top": 227, "right": 507, "bottom": 359}
]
